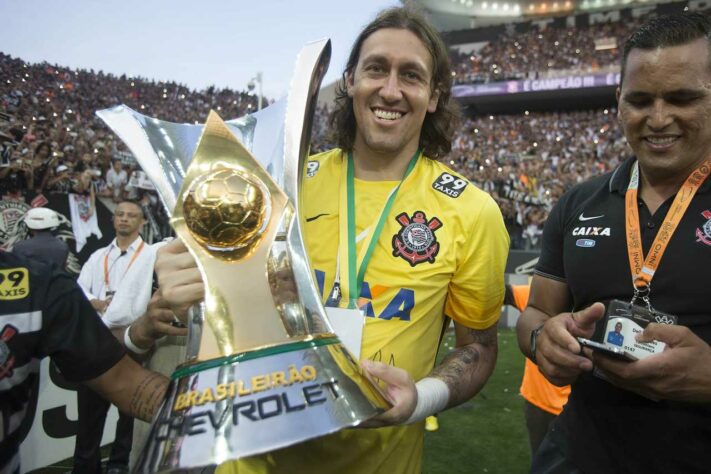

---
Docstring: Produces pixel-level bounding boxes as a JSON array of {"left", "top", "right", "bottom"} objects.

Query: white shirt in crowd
[{"left": 106, "top": 167, "right": 128, "bottom": 197}]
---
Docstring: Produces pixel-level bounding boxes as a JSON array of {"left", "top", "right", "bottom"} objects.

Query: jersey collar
[
  {"left": 109, "top": 235, "right": 144, "bottom": 253},
  {"left": 609, "top": 156, "right": 711, "bottom": 195}
]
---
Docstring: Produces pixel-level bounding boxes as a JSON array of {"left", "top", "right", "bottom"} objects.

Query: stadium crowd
[
  {"left": 451, "top": 4, "right": 711, "bottom": 85},
  {"left": 0, "top": 52, "right": 262, "bottom": 243},
  {"left": 450, "top": 20, "right": 636, "bottom": 85},
  {"left": 448, "top": 109, "right": 627, "bottom": 248}
]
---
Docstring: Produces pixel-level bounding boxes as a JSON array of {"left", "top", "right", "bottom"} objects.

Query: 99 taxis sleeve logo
[
  {"left": 433, "top": 172, "right": 468, "bottom": 198},
  {"left": 0, "top": 267, "right": 29, "bottom": 300}
]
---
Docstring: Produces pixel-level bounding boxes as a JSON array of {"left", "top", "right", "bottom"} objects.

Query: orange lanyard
[
  {"left": 103, "top": 240, "right": 145, "bottom": 289},
  {"left": 625, "top": 159, "right": 711, "bottom": 293}
]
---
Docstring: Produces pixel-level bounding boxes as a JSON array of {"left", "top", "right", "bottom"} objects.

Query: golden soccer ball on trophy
[{"left": 182, "top": 168, "right": 267, "bottom": 252}]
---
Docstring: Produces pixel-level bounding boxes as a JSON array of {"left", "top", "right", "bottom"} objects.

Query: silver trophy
[{"left": 98, "top": 39, "right": 388, "bottom": 473}]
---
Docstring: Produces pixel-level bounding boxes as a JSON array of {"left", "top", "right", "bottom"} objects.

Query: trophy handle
[{"left": 279, "top": 39, "right": 335, "bottom": 336}]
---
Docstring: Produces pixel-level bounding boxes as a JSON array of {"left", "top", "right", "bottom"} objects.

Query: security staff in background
[
  {"left": 12, "top": 207, "right": 68, "bottom": 269},
  {"left": 74, "top": 200, "right": 160, "bottom": 474},
  {"left": 153, "top": 6, "right": 509, "bottom": 474},
  {"left": 517, "top": 12, "right": 711, "bottom": 473}
]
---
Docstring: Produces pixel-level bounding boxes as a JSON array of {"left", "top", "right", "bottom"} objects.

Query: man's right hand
[
  {"left": 535, "top": 302, "right": 605, "bottom": 386},
  {"left": 155, "top": 238, "right": 204, "bottom": 318},
  {"left": 91, "top": 298, "right": 111, "bottom": 313}
]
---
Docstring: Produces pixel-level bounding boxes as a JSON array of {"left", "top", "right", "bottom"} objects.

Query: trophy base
[{"left": 134, "top": 336, "right": 389, "bottom": 473}]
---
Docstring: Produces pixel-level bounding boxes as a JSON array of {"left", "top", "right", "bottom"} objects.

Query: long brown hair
[{"left": 330, "top": 7, "right": 459, "bottom": 159}]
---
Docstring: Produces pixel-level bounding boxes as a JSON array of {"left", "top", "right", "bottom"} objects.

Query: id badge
[
  {"left": 325, "top": 306, "right": 365, "bottom": 360},
  {"left": 602, "top": 299, "right": 678, "bottom": 360}
]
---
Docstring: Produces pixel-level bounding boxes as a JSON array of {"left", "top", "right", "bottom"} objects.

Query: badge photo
[{"left": 598, "top": 299, "right": 678, "bottom": 360}]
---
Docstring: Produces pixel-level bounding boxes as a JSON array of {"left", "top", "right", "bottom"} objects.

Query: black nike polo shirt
[{"left": 535, "top": 157, "right": 711, "bottom": 473}]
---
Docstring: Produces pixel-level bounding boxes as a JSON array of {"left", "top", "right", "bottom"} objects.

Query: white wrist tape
[
  {"left": 405, "top": 377, "right": 450, "bottom": 424},
  {"left": 124, "top": 326, "right": 150, "bottom": 355}
]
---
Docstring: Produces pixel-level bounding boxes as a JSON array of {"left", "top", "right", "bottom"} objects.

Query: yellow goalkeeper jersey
[{"left": 217, "top": 148, "right": 508, "bottom": 474}]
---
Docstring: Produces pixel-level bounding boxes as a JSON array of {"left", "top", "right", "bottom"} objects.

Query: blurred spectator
[
  {"left": 12, "top": 207, "right": 68, "bottom": 268},
  {"left": 29, "top": 140, "right": 54, "bottom": 192},
  {"left": 104, "top": 158, "right": 127, "bottom": 202},
  {"left": 46, "top": 164, "right": 75, "bottom": 193}
]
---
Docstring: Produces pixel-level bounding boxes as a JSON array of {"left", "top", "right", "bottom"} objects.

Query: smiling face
[
  {"left": 346, "top": 28, "right": 439, "bottom": 162},
  {"left": 617, "top": 38, "right": 711, "bottom": 182}
]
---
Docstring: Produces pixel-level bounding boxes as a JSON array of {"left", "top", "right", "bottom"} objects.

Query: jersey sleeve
[
  {"left": 535, "top": 197, "right": 567, "bottom": 282},
  {"left": 445, "top": 195, "right": 509, "bottom": 329},
  {"left": 39, "top": 271, "right": 125, "bottom": 382}
]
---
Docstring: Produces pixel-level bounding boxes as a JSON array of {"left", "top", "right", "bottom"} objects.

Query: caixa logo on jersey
[
  {"left": 572, "top": 226, "right": 611, "bottom": 237},
  {"left": 432, "top": 172, "right": 468, "bottom": 198}
]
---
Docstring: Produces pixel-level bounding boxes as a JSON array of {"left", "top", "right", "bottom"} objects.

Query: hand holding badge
[
  {"left": 98, "top": 39, "right": 389, "bottom": 473},
  {"left": 582, "top": 159, "right": 711, "bottom": 365}
]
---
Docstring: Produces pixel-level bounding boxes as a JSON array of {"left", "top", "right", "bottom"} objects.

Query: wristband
[
  {"left": 124, "top": 325, "right": 150, "bottom": 355},
  {"left": 404, "top": 377, "right": 450, "bottom": 424}
]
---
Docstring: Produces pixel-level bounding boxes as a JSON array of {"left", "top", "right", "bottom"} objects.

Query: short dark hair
[
  {"left": 330, "top": 7, "right": 458, "bottom": 159},
  {"left": 621, "top": 12, "right": 711, "bottom": 82},
  {"left": 116, "top": 200, "right": 146, "bottom": 219}
]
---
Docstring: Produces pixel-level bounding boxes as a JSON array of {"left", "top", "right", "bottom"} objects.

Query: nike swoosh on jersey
[
  {"left": 578, "top": 213, "right": 604, "bottom": 221},
  {"left": 306, "top": 213, "right": 330, "bottom": 222}
]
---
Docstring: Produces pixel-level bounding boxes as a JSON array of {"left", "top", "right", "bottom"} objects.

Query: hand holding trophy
[{"left": 99, "top": 39, "right": 389, "bottom": 473}]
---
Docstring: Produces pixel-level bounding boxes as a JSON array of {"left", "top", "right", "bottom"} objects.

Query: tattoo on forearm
[
  {"left": 467, "top": 326, "right": 498, "bottom": 348},
  {"left": 130, "top": 372, "right": 169, "bottom": 422},
  {"left": 431, "top": 326, "right": 498, "bottom": 406}
]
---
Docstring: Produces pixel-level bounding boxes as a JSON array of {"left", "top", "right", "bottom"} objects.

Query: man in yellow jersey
[
  {"left": 156, "top": 7, "right": 509, "bottom": 473},
  {"left": 517, "top": 13, "right": 711, "bottom": 473}
]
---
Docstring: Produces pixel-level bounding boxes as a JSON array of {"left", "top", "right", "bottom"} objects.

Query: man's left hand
[
  {"left": 593, "top": 323, "right": 711, "bottom": 403},
  {"left": 358, "top": 360, "right": 416, "bottom": 428}
]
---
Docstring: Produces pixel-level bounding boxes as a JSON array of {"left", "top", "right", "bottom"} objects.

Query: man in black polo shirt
[
  {"left": 517, "top": 13, "right": 711, "bottom": 473},
  {"left": 0, "top": 250, "right": 177, "bottom": 473}
]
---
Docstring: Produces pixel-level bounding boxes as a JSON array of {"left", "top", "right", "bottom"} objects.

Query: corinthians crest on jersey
[
  {"left": 696, "top": 210, "right": 711, "bottom": 247},
  {"left": 392, "top": 210, "right": 442, "bottom": 266}
]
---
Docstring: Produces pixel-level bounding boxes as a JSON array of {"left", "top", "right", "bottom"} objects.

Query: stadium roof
[{"left": 412, "top": 0, "right": 680, "bottom": 30}]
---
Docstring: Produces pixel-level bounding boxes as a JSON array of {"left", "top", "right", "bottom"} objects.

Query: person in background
[
  {"left": 12, "top": 207, "right": 69, "bottom": 270},
  {"left": 0, "top": 250, "right": 180, "bottom": 474},
  {"left": 29, "top": 140, "right": 54, "bottom": 193},
  {"left": 74, "top": 200, "right": 162, "bottom": 474},
  {"left": 12, "top": 207, "right": 69, "bottom": 269},
  {"left": 46, "top": 164, "right": 75, "bottom": 193},
  {"left": 105, "top": 158, "right": 127, "bottom": 203},
  {"left": 506, "top": 284, "right": 570, "bottom": 456}
]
